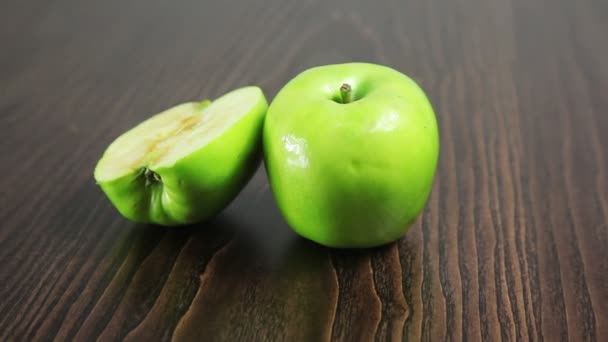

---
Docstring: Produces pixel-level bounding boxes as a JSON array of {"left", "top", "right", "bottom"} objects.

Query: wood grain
[{"left": 1, "top": 0, "right": 607, "bottom": 340}]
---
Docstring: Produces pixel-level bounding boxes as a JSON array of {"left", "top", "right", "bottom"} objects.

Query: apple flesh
[
  {"left": 95, "top": 86, "right": 268, "bottom": 226},
  {"left": 264, "top": 63, "right": 439, "bottom": 248}
]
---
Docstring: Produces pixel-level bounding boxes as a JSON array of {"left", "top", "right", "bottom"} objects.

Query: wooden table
[{"left": 1, "top": 0, "right": 607, "bottom": 340}]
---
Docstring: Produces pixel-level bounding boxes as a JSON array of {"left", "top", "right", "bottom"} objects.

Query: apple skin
[
  {"left": 264, "top": 63, "right": 439, "bottom": 248},
  {"left": 95, "top": 87, "right": 268, "bottom": 226}
]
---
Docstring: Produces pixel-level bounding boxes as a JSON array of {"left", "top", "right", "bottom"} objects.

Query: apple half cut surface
[{"left": 94, "top": 86, "right": 268, "bottom": 226}]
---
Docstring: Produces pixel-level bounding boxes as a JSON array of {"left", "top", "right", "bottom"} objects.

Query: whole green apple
[
  {"left": 264, "top": 63, "right": 439, "bottom": 248},
  {"left": 95, "top": 86, "right": 268, "bottom": 226}
]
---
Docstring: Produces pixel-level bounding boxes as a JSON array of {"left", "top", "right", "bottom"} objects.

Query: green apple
[
  {"left": 94, "top": 86, "right": 268, "bottom": 226},
  {"left": 264, "top": 63, "right": 439, "bottom": 248}
]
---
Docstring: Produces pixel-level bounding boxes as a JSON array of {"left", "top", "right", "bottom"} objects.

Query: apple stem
[{"left": 340, "top": 83, "right": 353, "bottom": 104}]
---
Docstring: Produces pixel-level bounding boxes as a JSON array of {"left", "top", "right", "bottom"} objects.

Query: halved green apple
[{"left": 94, "top": 86, "right": 268, "bottom": 226}]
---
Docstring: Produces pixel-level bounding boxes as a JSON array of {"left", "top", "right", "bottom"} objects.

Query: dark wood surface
[{"left": 1, "top": 0, "right": 607, "bottom": 340}]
